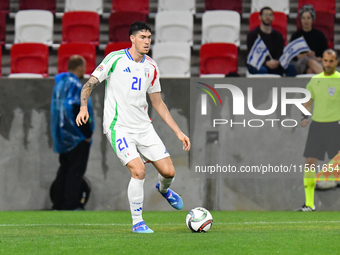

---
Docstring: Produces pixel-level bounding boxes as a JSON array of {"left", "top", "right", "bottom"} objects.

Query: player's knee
[
  {"left": 305, "top": 159, "right": 318, "bottom": 169},
  {"left": 305, "top": 163, "right": 313, "bottom": 169},
  {"left": 128, "top": 164, "right": 146, "bottom": 180},
  {"left": 161, "top": 167, "right": 175, "bottom": 178},
  {"left": 131, "top": 169, "right": 145, "bottom": 180}
]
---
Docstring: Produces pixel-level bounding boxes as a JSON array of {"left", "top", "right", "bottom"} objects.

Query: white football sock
[
  {"left": 128, "top": 177, "right": 144, "bottom": 225},
  {"left": 158, "top": 174, "right": 174, "bottom": 193}
]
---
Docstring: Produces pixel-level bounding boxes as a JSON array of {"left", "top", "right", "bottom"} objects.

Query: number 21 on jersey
[
  {"left": 116, "top": 137, "right": 129, "bottom": 151},
  {"left": 131, "top": 77, "right": 141, "bottom": 91}
]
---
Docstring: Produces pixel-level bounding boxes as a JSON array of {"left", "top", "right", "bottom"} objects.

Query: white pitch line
[
  {"left": 240, "top": 220, "right": 340, "bottom": 225},
  {"left": 0, "top": 221, "right": 340, "bottom": 227},
  {"left": 0, "top": 223, "right": 129, "bottom": 227}
]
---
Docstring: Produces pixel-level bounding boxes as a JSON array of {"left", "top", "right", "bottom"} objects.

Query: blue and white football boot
[
  {"left": 132, "top": 221, "right": 154, "bottom": 233},
  {"left": 156, "top": 183, "right": 183, "bottom": 210}
]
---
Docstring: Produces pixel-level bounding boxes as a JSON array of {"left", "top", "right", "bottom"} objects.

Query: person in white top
[{"left": 76, "top": 22, "right": 190, "bottom": 233}]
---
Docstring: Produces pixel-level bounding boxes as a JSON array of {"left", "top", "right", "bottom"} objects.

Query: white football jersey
[{"left": 92, "top": 48, "right": 161, "bottom": 134}]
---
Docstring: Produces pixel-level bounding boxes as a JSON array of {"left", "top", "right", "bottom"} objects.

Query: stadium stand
[
  {"left": 0, "top": 0, "right": 340, "bottom": 77},
  {"left": 249, "top": 11, "right": 288, "bottom": 44},
  {"left": 65, "top": 0, "right": 103, "bottom": 15},
  {"left": 112, "top": 0, "right": 149, "bottom": 14},
  {"left": 62, "top": 11, "right": 100, "bottom": 45},
  {"left": 105, "top": 42, "right": 132, "bottom": 56},
  {"left": 0, "top": 11, "right": 6, "bottom": 46},
  {"left": 109, "top": 12, "right": 147, "bottom": 42},
  {"left": 19, "top": 0, "right": 56, "bottom": 14},
  {"left": 14, "top": 10, "right": 54, "bottom": 46},
  {"left": 0, "top": 0, "right": 9, "bottom": 14},
  {"left": 205, "top": 0, "right": 242, "bottom": 14},
  {"left": 251, "top": 0, "right": 290, "bottom": 14},
  {"left": 298, "top": 0, "right": 336, "bottom": 14},
  {"left": 158, "top": 0, "right": 196, "bottom": 14},
  {"left": 152, "top": 42, "right": 191, "bottom": 77},
  {"left": 201, "top": 10, "right": 240, "bottom": 46},
  {"left": 155, "top": 11, "right": 193, "bottom": 45},
  {"left": 10, "top": 43, "right": 49, "bottom": 77},
  {"left": 200, "top": 43, "right": 238, "bottom": 76},
  {"left": 58, "top": 42, "right": 96, "bottom": 75},
  {"left": 0, "top": 46, "right": 1, "bottom": 76}
]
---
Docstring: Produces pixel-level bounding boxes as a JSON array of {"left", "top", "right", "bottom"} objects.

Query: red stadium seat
[
  {"left": 19, "top": 0, "right": 56, "bottom": 14},
  {"left": 109, "top": 12, "right": 147, "bottom": 42},
  {"left": 62, "top": 11, "right": 100, "bottom": 45},
  {"left": 298, "top": 0, "right": 335, "bottom": 15},
  {"left": 249, "top": 12, "right": 287, "bottom": 44},
  {"left": 296, "top": 11, "right": 334, "bottom": 49},
  {"left": 112, "top": 0, "right": 149, "bottom": 14},
  {"left": 105, "top": 42, "right": 131, "bottom": 56},
  {"left": 58, "top": 43, "right": 96, "bottom": 75},
  {"left": 0, "top": 11, "right": 6, "bottom": 45},
  {"left": 10, "top": 43, "right": 49, "bottom": 77},
  {"left": 0, "top": 0, "right": 9, "bottom": 14},
  {"left": 251, "top": 0, "right": 289, "bottom": 14},
  {"left": 205, "top": 0, "right": 242, "bottom": 14},
  {"left": 200, "top": 43, "right": 238, "bottom": 75},
  {"left": 0, "top": 46, "right": 2, "bottom": 77}
]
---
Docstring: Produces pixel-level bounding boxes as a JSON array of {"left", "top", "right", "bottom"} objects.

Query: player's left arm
[{"left": 148, "top": 92, "right": 190, "bottom": 151}]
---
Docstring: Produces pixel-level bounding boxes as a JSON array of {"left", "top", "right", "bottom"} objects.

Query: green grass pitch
[{"left": 0, "top": 211, "right": 339, "bottom": 255}]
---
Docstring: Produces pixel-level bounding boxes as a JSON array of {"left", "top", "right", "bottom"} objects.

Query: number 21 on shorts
[{"left": 116, "top": 137, "right": 129, "bottom": 151}]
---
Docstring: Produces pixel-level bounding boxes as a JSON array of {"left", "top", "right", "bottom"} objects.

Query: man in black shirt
[{"left": 247, "top": 7, "right": 295, "bottom": 76}]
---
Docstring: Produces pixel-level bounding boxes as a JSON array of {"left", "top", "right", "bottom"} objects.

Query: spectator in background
[
  {"left": 289, "top": 4, "right": 328, "bottom": 75},
  {"left": 247, "top": 6, "right": 295, "bottom": 76},
  {"left": 50, "top": 55, "right": 94, "bottom": 210}
]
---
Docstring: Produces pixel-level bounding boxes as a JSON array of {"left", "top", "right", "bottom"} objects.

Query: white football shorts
[{"left": 106, "top": 126, "right": 170, "bottom": 166}]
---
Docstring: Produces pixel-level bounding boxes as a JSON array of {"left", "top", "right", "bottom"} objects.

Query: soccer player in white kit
[{"left": 76, "top": 22, "right": 190, "bottom": 233}]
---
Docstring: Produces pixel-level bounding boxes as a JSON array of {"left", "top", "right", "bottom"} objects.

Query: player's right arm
[
  {"left": 76, "top": 76, "right": 99, "bottom": 126},
  {"left": 76, "top": 51, "right": 122, "bottom": 126},
  {"left": 301, "top": 99, "right": 313, "bottom": 127}
]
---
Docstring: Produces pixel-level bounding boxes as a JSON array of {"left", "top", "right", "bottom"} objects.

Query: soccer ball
[{"left": 186, "top": 207, "right": 213, "bottom": 232}]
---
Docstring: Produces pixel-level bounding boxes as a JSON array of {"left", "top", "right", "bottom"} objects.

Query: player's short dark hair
[
  {"left": 129, "top": 21, "right": 151, "bottom": 37},
  {"left": 324, "top": 49, "right": 339, "bottom": 60},
  {"left": 67, "top": 55, "right": 86, "bottom": 71},
  {"left": 260, "top": 6, "right": 273, "bottom": 15}
]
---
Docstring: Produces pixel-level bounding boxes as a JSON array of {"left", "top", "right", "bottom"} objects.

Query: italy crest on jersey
[
  {"left": 144, "top": 67, "right": 150, "bottom": 78},
  {"left": 328, "top": 87, "right": 336, "bottom": 96}
]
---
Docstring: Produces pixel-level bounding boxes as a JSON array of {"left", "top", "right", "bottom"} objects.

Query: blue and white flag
[
  {"left": 280, "top": 36, "right": 310, "bottom": 69},
  {"left": 247, "top": 36, "right": 271, "bottom": 70}
]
